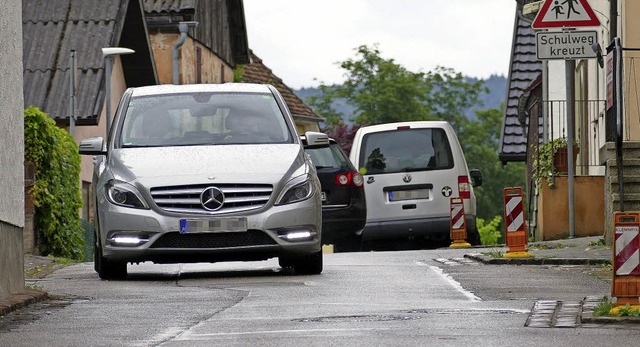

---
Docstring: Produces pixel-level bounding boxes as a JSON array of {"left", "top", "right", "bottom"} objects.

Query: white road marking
[{"left": 418, "top": 262, "right": 481, "bottom": 302}]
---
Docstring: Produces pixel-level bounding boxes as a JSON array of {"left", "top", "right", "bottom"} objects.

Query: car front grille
[
  {"left": 150, "top": 184, "right": 272, "bottom": 214},
  {"left": 149, "top": 230, "right": 277, "bottom": 249}
]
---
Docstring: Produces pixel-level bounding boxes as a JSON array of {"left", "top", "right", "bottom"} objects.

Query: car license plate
[
  {"left": 321, "top": 191, "right": 327, "bottom": 202},
  {"left": 388, "top": 189, "right": 429, "bottom": 201},
  {"left": 179, "top": 218, "right": 247, "bottom": 233}
]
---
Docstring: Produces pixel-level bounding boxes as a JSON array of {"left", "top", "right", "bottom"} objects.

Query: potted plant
[{"left": 531, "top": 137, "right": 579, "bottom": 189}]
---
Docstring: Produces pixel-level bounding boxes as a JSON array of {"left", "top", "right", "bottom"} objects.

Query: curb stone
[
  {"left": 464, "top": 253, "right": 611, "bottom": 266},
  {"left": 0, "top": 289, "right": 48, "bottom": 316}
]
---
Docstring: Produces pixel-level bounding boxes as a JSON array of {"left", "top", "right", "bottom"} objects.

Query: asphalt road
[{"left": 2, "top": 247, "right": 639, "bottom": 346}]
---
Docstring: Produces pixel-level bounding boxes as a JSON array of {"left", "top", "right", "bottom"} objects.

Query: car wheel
[
  {"left": 293, "top": 251, "right": 323, "bottom": 275},
  {"left": 95, "top": 242, "right": 127, "bottom": 280},
  {"left": 468, "top": 227, "right": 481, "bottom": 246}
]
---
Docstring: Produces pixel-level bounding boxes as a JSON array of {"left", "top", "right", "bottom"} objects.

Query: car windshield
[
  {"left": 117, "top": 92, "right": 292, "bottom": 147},
  {"left": 358, "top": 128, "right": 454, "bottom": 174},
  {"left": 306, "top": 142, "right": 352, "bottom": 169}
]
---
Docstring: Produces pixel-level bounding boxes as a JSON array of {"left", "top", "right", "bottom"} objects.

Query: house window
[{"left": 220, "top": 64, "right": 225, "bottom": 83}]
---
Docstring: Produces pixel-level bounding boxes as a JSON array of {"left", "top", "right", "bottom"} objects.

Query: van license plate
[
  {"left": 180, "top": 218, "right": 247, "bottom": 233},
  {"left": 388, "top": 189, "right": 429, "bottom": 201}
]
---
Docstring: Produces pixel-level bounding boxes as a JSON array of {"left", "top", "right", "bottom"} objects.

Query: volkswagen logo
[
  {"left": 402, "top": 174, "right": 412, "bottom": 183},
  {"left": 200, "top": 186, "right": 224, "bottom": 211}
]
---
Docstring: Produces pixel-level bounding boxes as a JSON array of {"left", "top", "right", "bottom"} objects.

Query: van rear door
[{"left": 354, "top": 126, "right": 463, "bottom": 223}]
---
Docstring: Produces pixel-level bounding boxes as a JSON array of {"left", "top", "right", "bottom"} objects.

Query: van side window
[{"left": 359, "top": 128, "right": 454, "bottom": 174}]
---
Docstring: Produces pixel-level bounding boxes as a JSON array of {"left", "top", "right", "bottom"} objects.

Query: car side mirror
[
  {"left": 79, "top": 137, "right": 106, "bottom": 156},
  {"left": 302, "top": 131, "right": 330, "bottom": 149},
  {"left": 470, "top": 169, "right": 483, "bottom": 187}
]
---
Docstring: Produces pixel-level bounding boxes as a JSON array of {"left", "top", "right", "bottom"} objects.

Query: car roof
[
  {"left": 129, "top": 83, "right": 272, "bottom": 97},
  {"left": 357, "top": 121, "right": 451, "bottom": 133}
]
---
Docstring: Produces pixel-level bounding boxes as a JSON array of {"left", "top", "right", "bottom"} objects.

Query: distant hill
[{"left": 295, "top": 74, "right": 507, "bottom": 123}]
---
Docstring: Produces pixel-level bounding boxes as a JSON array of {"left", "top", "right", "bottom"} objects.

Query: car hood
[{"left": 108, "top": 144, "right": 307, "bottom": 186}]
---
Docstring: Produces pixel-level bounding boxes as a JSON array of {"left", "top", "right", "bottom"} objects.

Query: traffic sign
[
  {"left": 536, "top": 30, "right": 598, "bottom": 60},
  {"left": 532, "top": 0, "right": 600, "bottom": 29}
]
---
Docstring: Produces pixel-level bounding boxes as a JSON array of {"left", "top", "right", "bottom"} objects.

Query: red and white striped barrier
[
  {"left": 505, "top": 194, "right": 524, "bottom": 232},
  {"left": 449, "top": 197, "right": 470, "bottom": 248},
  {"left": 612, "top": 212, "right": 640, "bottom": 306},
  {"left": 503, "top": 187, "right": 531, "bottom": 257},
  {"left": 615, "top": 225, "right": 640, "bottom": 275}
]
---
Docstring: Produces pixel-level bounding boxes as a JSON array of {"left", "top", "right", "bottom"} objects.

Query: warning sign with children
[{"left": 531, "top": 0, "right": 601, "bottom": 29}]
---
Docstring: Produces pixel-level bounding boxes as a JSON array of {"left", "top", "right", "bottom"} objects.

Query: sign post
[{"left": 532, "top": 0, "right": 600, "bottom": 238}]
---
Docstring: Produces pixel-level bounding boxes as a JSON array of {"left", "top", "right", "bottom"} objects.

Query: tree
[
  {"left": 309, "top": 44, "right": 487, "bottom": 133},
  {"left": 459, "top": 107, "right": 526, "bottom": 223}
]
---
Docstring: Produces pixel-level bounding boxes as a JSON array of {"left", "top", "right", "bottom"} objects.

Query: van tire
[{"left": 468, "top": 227, "right": 481, "bottom": 246}]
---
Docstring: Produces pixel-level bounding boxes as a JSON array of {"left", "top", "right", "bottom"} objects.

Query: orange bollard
[
  {"left": 612, "top": 212, "right": 640, "bottom": 306},
  {"left": 449, "top": 197, "right": 471, "bottom": 248},
  {"left": 503, "top": 187, "right": 532, "bottom": 258}
]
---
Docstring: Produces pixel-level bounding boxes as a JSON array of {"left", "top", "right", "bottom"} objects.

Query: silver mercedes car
[{"left": 79, "top": 83, "right": 328, "bottom": 279}]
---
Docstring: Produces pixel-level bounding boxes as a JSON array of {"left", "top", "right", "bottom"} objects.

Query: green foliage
[
  {"left": 233, "top": 65, "right": 245, "bottom": 82},
  {"left": 459, "top": 107, "right": 527, "bottom": 222},
  {"left": 308, "top": 44, "right": 486, "bottom": 133},
  {"left": 24, "top": 106, "right": 85, "bottom": 260},
  {"left": 592, "top": 297, "right": 613, "bottom": 316},
  {"left": 478, "top": 216, "right": 502, "bottom": 246},
  {"left": 482, "top": 249, "right": 504, "bottom": 258},
  {"left": 531, "top": 137, "right": 578, "bottom": 189},
  {"left": 615, "top": 303, "right": 640, "bottom": 317}
]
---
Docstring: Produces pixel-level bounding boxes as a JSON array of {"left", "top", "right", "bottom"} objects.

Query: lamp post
[{"left": 102, "top": 47, "right": 135, "bottom": 139}]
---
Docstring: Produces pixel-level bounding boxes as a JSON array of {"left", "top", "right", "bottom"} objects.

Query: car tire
[
  {"left": 293, "top": 251, "right": 323, "bottom": 275},
  {"left": 95, "top": 241, "right": 127, "bottom": 280}
]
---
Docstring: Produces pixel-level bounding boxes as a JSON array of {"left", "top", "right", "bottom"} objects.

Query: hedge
[{"left": 24, "top": 106, "right": 85, "bottom": 260}]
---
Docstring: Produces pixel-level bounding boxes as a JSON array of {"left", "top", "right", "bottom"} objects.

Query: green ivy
[
  {"left": 24, "top": 106, "right": 85, "bottom": 260},
  {"left": 233, "top": 65, "right": 245, "bottom": 82},
  {"left": 478, "top": 215, "right": 502, "bottom": 246}
]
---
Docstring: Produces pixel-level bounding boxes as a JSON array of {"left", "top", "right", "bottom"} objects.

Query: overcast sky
[{"left": 243, "top": 0, "right": 518, "bottom": 90}]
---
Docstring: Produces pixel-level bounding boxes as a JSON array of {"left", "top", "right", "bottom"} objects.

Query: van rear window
[{"left": 359, "top": 128, "right": 454, "bottom": 174}]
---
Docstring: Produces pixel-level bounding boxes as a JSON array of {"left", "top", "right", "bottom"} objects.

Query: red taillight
[
  {"left": 458, "top": 175, "right": 471, "bottom": 199},
  {"left": 335, "top": 172, "right": 364, "bottom": 187}
]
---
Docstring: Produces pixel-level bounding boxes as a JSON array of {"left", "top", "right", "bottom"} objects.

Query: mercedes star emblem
[{"left": 201, "top": 186, "right": 224, "bottom": 211}]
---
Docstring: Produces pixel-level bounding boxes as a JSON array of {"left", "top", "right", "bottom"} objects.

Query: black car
[{"left": 302, "top": 137, "right": 366, "bottom": 252}]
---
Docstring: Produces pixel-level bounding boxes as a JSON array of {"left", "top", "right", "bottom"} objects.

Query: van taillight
[
  {"left": 458, "top": 175, "right": 471, "bottom": 199},
  {"left": 336, "top": 172, "right": 364, "bottom": 187},
  {"left": 397, "top": 125, "right": 411, "bottom": 130}
]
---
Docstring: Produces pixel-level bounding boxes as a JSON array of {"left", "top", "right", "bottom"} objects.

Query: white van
[{"left": 349, "top": 121, "right": 482, "bottom": 249}]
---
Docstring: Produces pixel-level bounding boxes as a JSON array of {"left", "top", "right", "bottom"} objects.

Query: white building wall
[{"left": 0, "top": 0, "right": 25, "bottom": 298}]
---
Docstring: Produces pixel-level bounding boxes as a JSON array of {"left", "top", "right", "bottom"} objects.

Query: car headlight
[
  {"left": 106, "top": 180, "right": 149, "bottom": 209},
  {"left": 275, "top": 174, "right": 315, "bottom": 205}
]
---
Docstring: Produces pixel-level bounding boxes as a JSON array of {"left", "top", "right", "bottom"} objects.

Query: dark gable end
[
  {"left": 498, "top": 11, "right": 542, "bottom": 164},
  {"left": 142, "top": 0, "right": 250, "bottom": 66},
  {"left": 22, "top": 0, "right": 157, "bottom": 126},
  {"left": 243, "top": 51, "right": 323, "bottom": 123}
]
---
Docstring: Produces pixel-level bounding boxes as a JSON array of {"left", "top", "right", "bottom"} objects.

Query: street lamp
[{"left": 102, "top": 47, "right": 135, "bottom": 139}]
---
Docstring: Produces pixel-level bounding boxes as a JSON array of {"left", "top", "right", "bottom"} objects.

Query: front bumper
[{"left": 97, "top": 200, "right": 322, "bottom": 263}]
